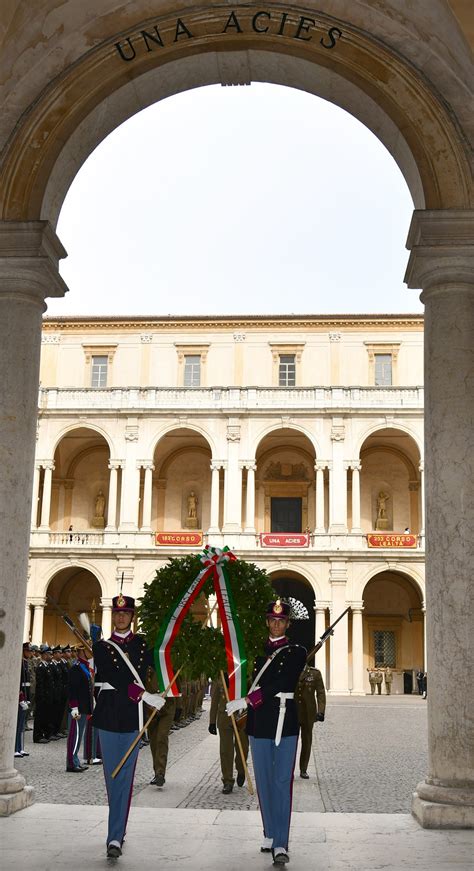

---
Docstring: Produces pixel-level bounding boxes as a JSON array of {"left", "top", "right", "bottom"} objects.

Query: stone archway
[
  {"left": 43, "top": 567, "right": 103, "bottom": 647},
  {"left": 0, "top": 1, "right": 472, "bottom": 826},
  {"left": 270, "top": 570, "right": 316, "bottom": 656}
]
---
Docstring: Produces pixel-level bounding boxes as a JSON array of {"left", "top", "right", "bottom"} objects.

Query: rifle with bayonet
[
  {"left": 46, "top": 595, "right": 94, "bottom": 656},
  {"left": 306, "top": 606, "right": 350, "bottom": 662}
]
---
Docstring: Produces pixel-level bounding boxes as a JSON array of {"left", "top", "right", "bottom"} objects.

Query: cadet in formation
[
  {"left": 66, "top": 644, "right": 94, "bottom": 772},
  {"left": 295, "top": 663, "right": 326, "bottom": 779},
  {"left": 226, "top": 599, "right": 306, "bottom": 866},
  {"left": 14, "top": 642, "right": 31, "bottom": 757},
  {"left": 209, "top": 674, "right": 249, "bottom": 793},
  {"left": 92, "top": 594, "right": 164, "bottom": 859},
  {"left": 146, "top": 667, "right": 176, "bottom": 787}
]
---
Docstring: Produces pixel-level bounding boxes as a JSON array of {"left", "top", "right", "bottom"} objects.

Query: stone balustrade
[{"left": 38, "top": 385, "right": 424, "bottom": 411}]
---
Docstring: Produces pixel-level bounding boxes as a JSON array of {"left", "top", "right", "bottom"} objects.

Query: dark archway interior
[{"left": 271, "top": 575, "right": 315, "bottom": 660}]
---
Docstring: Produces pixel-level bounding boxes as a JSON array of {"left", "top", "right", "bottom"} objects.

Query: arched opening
[
  {"left": 255, "top": 429, "right": 317, "bottom": 534},
  {"left": 44, "top": 567, "right": 103, "bottom": 647},
  {"left": 42, "top": 427, "right": 111, "bottom": 539},
  {"left": 269, "top": 569, "right": 315, "bottom": 658},
  {"left": 152, "top": 428, "right": 213, "bottom": 533},
  {"left": 359, "top": 428, "right": 421, "bottom": 535},
  {"left": 362, "top": 570, "right": 424, "bottom": 695}
]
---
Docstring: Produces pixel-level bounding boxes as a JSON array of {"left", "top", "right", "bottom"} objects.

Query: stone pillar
[
  {"left": 208, "top": 462, "right": 221, "bottom": 534},
  {"left": 0, "top": 222, "right": 67, "bottom": 814},
  {"left": 119, "top": 420, "right": 140, "bottom": 531},
  {"left": 30, "top": 599, "right": 46, "bottom": 646},
  {"left": 23, "top": 602, "right": 32, "bottom": 642},
  {"left": 405, "top": 210, "right": 474, "bottom": 828},
  {"left": 39, "top": 461, "right": 54, "bottom": 529},
  {"left": 419, "top": 461, "right": 425, "bottom": 537},
  {"left": 223, "top": 421, "right": 242, "bottom": 532},
  {"left": 422, "top": 604, "right": 427, "bottom": 671},
  {"left": 140, "top": 462, "right": 154, "bottom": 531},
  {"left": 101, "top": 600, "right": 113, "bottom": 639},
  {"left": 243, "top": 462, "right": 256, "bottom": 533},
  {"left": 314, "top": 605, "right": 328, "bottom": 676},
  {"left": 106, "top": 461, "right": 120, "bottom": 530},
  {"left": 350, "top": 462, "right": 362, "bottom": 533},
  {"left": 328, "top": 562, "right": 349, "bottom": 693},
  {"left": 314, "top": 463, "right": 327, "bottom": 532},
  {"left": 329, "top": 420, "right": 347, "bottom": 532},
  {"left": 30, "top": 464, "right": 40, "bottom": 528},
  {"left": 351, "top": 605, "right": 365, "bottom": 695}
]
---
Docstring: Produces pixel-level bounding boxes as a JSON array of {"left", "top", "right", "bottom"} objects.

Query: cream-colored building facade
[{"left": 28, "top": 314, "right": 425, "bottom": 697}]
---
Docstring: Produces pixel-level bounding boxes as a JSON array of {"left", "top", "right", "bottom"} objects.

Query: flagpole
[{"left": 220, "top": 669, "right": 254, "bottom": 795}]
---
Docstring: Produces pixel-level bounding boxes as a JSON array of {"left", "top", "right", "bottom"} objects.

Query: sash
[{"left": 106, "top": 639, "right": 145, "bottom": 731}]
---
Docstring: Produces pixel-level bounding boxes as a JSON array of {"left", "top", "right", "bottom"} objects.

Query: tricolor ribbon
[{"left": 154, "top": 547, "right": 247, "bottom": 699}]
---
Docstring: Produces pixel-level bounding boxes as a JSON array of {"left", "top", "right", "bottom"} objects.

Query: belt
[{"left": 275, "top": 692, "right": 294, "bottom": 746}]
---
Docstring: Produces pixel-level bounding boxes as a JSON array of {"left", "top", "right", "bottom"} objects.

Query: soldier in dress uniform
[
  {"left": 14, "top": 643, "right": 31, "bottom": 757},
  {"left": 374, "top": 669, "right": 383, "bottom": 695},
  {"left": 368, "top": 668, "right": 377, "bottom": 694},
  {"left": 384, "top": 667, "right": 393, "bottom": 695},
  {"left": 295, "top": 664, "right": 326, "bottom": 778},
  {"left": 145, "top": 667, "right": 176, "bottom": 788},
  {"left": 66, "top": 645, "right": 94, "bottom": 772},
  {"left": 209, "top": 675, "right": 249, "bottom": 793},
  {"left": 33, "top": 645, "right": 55, "bottom": 744},
  {"left": 92, "top": 594, "right": 164, "bottom": 859},
  {"left": 226, "top": 599, "right": 306, "bottom": 866}
]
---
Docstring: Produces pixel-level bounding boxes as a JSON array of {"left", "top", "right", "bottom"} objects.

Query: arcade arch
[
  {"left": 358, "top": 428, "right": 422, "bottom": 535},
  {"left": 269, "top": 569, "right": 316, "bottom": 656},
  {"left": 255, "top": 429, "right": 317, "bottom": 533},
  {"left": 35, "top": 567, "right": 103, "bottom": 647},
  {"left": 151, "top": 428, "right": 213, "bottom": 532}
]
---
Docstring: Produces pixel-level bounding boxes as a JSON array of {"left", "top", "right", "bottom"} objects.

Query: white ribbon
[{"left": 105, "top": 640, "right": 145, "bottom": 731}]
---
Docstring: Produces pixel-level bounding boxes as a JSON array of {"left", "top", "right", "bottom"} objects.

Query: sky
[{"left": 50, "top": 83, "right": 422, "bottom": 318}]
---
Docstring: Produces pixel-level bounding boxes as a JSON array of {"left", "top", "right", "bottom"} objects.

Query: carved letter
[
  {"left": 277, "top": 12, "right": 289, "bottom": 35},
  {"left": 222, "top": 11, "right": 243, "bottom": 33},
  {"left": 252, "top": 11, "right": 270, "bottom": 33},
  {"left": 320, "top": 26, "right": 342, "bottom": 49},
  {"left": 141, "top": 27, "right": 164, "bottom": 51},
  {"left": 115, "top": 38, "right": 136, "bottom": 61},
  {"left": 294, "top": 16, "right": 315, "bottom": 41},
  {"left": 174, "top": 18, "right": 194, "bottom": 41}
]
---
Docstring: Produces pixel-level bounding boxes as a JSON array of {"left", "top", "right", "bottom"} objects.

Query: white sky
[{"left": 51, "top": 83, "right": 422, "bottom": 317}]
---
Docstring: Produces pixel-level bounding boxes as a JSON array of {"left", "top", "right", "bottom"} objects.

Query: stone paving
[{"left": 16, "top": 694, "right": 428, "bottom": 814}]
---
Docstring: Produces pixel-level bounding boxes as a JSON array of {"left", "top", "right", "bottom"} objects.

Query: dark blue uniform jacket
[
  {"left": 92, "top": 633, "right": 154, "bottom": 733},
  {"left": 246, "top": 642, "right": 307, "bottom": 740}
]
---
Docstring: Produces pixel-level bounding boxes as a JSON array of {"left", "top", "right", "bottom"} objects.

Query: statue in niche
[
  {"left": 375, "top": 490, "right": 390, "bottom": 530},
  {"left": 91, "top": 489, "right": 106, "bottom": 528},
  {"left": 186, "top": 491, "right": 199, "bottom": 528}
]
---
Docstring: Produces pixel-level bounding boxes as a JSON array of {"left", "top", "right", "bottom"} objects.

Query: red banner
[
  {"left": 260, "top": 533, "right": 310, "bottom": 548},
  {"left": 367, "top": 534, "right": 417, "bottom": 548},
  {"left": 155, "top": 531, "right": 203, "bottom": 547}
]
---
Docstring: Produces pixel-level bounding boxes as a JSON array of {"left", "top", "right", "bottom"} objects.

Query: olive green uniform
[
  {"left": 295, "top": 666, "right": 326, "bottom": 775},
  {"left": 384, "top": 668, "right": 393, "bottom": 695},
  {"left": 374, "top": 669, "right": 383, "bottom": 694},
  {"left": 209, "top": 680, "right": 249, "bottom": 787},
  {"left": 145, "top": 670, "right": 177, "bottom": 777}
]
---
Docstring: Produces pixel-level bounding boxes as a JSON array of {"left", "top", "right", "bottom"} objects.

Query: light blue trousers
[
  {"left": 250, "top": 734, "right": 298, "bottom": 851},
  {"left": 98, "top": 728, "right": 140, "bottom": 846}
]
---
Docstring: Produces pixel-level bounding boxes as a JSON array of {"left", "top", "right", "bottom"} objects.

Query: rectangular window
[
  {"left": 374, "top": 630, "right": 396, "bottom": 667},
  {"left": 91, "top": 355, "right": 108, "bottom": 388},
  {"left": 184, "top": 355, "right": 201, "bottom": 387},
  {"left": 374, "top": 354, "right": 392, "bottom": 386},
  {"left": 279, "top": 354, "right": 296, "bottom": 387}
]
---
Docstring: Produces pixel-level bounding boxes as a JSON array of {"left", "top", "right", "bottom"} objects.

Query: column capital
[
  {"left": 405, "top": 209, "right": 474, "bottom": 292},
  {"left": 314, "top": 461, "right": 330, "bottom": 471},
  {"left": 210, "top": 460, "right": 224, "bottom": 472},
  {"left": 108, "top": 459, "right": 123, "bottom": 470},
  {"left": 239, "top": 461, "right": 256, "bottom": 471},
  {"left": 419, "top": 461, "right": 425, "bottom": 472},
  {"left": 350, "top": 461, "right": 362, "bottom": 472},
  {"left": 350, "top": 602, "right": 365, "bottom": 612},
  {"left": 315, "top": 601, "right": 331, "bottom": 611},
  {"left": 0, "top": 220, "right": 68, "bottom": 300},
  {"left": 29, "top": 597, "right": 46, "bottom": 607},
  {"left": 137, "top": 460, "right": 155, "bottom": 471},
  {"left": 42, "top": 460, "right": 55, "bottom": 472},
  {"left": 100, "top": 598, "right": 113, "bottom": 609}
]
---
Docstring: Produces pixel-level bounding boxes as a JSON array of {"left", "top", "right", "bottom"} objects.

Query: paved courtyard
[{"left": 15, "top": 694, "right": 428, "bottom": 814}]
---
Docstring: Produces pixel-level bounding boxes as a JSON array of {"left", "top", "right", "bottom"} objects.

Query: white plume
[{"left": 78, "top": 612, "right": 91, "bottom": 637}]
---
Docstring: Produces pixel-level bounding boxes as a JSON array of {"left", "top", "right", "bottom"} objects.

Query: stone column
[
  {"left": 314, "top": 605, "right": 328, "bottom": 676},
  {"left": 350, "top": 462, "right": 362, "bottom": 533},
  {"left": 106, "top": 461, "right": 120, "bottom": 530},
  {"left": 351, "top": 605, "right": 365, "bottom": 695},
  {"left": 0, "top": 221, "right": 67, "bottom": 814},
  {"left": 23, "top": 602, "right": 32, "bottom": 642},
  {"left": 30, "top": 599, "right": 46, "bottom": 646},
  {"left": 314, "top": 463, "right": 327, "bottom": 532},
  {"left": 418, "top": 461, "right": 425, "bottom": 537},
  {"left": 422, "top": 604, "right": 427, "bottom": 671},
  {"left": 101, "top": 600, "right": 113, "bottom": 639},
  {"left": 30, "top": 464, "right": 41, "bottom": 528},
  {"left": 329, "top": 421, "right": 347, "bottom": 533},
  {"left": 119, "top": 420, "right": 140, "bottom": 532},
  {"left": 405, "top": 210, "right": 474, "bottom": 828},
  {"left": 140, "top": 462, "right": 154, "bottom": 531},
  {"left": 328, "top": 562, "right": 349, "bottom": 693},
  {"left": 39, "top": 461, "right": 54, "bottom": 529},
  {"left": 223, "top": 421, "right": 242, "bottom": 532},
  {"left": 208, "top": 462, "right": 221, "bottom": 534},
  {"left": 243, "top": 462, "right": 256, "bottom": 533}
]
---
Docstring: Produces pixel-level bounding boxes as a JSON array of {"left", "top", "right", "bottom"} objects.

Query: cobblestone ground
[{"left": 16, "top": 695, "right": 427, "bottom": 813}]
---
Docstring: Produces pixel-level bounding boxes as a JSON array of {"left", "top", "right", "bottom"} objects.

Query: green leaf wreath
[{"left": 137, "top": 554, "right": 275, "bottom": 683}]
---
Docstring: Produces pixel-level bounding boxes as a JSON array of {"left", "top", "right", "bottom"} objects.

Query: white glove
[
  {"left": 20, "top": 701, "right": 29, "bottom": 711},
  {"left": 142, "top": 691, "right": 165, "bottom": 711},
  {"left": 70, "top": 707, "right": 80, "bottom": 720},
  {"left": 226, "top": 698, "right": 248, "bottom": 716}
]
